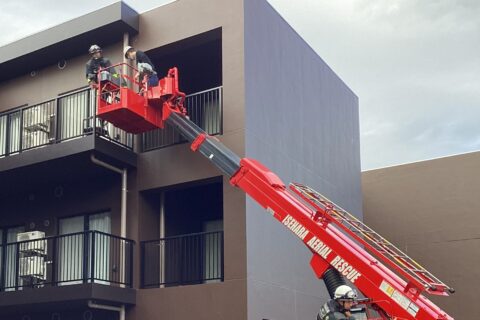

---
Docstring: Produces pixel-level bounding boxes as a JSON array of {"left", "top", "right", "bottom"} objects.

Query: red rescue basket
[{"left": 96, "top": 63, "right": 185, "bottom": 134}]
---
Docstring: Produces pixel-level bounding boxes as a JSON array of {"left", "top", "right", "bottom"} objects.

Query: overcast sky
[{"left": 0, "top": 0, "right": 478, "bottom": 170}]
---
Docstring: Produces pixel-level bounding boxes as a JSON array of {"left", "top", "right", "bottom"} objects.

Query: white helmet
[
  {"left": 89, "top": 44, "right": 102, "bottom": 54},
  {"left": 334, "top": 285, "right": 357, "bottom": 301},
  {"left": 124, "top": 46, "right": 134, "bottom": 59}
]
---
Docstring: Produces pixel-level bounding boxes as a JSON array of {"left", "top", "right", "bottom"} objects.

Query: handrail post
[
  {"left": 19, "top": 109, "right": 24, "bottom": 153},
  {"left": 140, "top": 242, "right": 145, "bottom": 288},
  {"left": 220, "top": 231, "right": 224, "bottom": 281},
  {"left": 0, "top": 243, "right": 6, "bottom": 290},
  {"left": 4, "top": 114, "right": 11, "bottom": 156},
  {"left": 51, "top": 237, "right": 57, "bottom": 286},
  {"left": 90, "top": 231, "right": 95, "bottom": 283},
  {"left": 180, "top": 236, "right": 184, "bottom": 285},
  {"left": 82, "top": 231, "right": 89, "bottom": 284},
  {"left": 14, "top": 243, "right": 20, "bottom": 290},
  {"left": 129, "top": 240, "right": 134, "bottom": 287},
  {"left": 53, "top": 97, "right": 59, "bottom": 143},
  {"left": 219, "top": 87, "right": 223, "bottom": 134}
]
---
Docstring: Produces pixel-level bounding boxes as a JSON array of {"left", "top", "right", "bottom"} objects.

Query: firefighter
[
  {"left": 85, "top": 44, "right": 114, "bottom": 87},
  {"left": 317, "top": 285, "right": 357, "bottom": 320},
  {"left": 124, "top": 46, "right": 159, "bottom": 87}
]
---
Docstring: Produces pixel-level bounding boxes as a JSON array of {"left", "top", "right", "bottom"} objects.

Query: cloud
[
  {"left": 0, "top": 1, "right": 114, "bottom": 46},
  {"left": 0, "top": 0, "right": 479, "bottom": 170},
  {"left": 268, "top": 0, "right": 480, "bottom": 169},
  {"left": 0, "top": 0, "right": 174, "bottom": 46}
]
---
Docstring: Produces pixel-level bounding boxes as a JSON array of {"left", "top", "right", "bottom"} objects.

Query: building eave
[{"left": 0, "top": 2, "right": 139, "bottom": 83}]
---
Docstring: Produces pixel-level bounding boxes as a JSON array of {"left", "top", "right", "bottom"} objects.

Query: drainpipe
[
  {"left": 88, "top": 301, "right": 125, "bottom": 320},
  {"left": 123, "top": 32, "right": 131, "bottom": 90},
  {"left": 123, "top": 32, "right": 129, "bottom": 66},
  {"left": 159, "top": 192, "right": 165, "bottom": 288}
]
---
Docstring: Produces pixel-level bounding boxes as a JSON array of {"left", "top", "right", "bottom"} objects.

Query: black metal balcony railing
[
  {"left": 0, "top": 88, "right": 133, "bottom": 157},
  {"left": 0, "top": 231, "right": 134, "bottom": 291},
  {"left": 141, "top": 86, "right": 223, "bottom": 151},
  {"left": 141, "top": 231, "right": 223, "bottom": 288}
]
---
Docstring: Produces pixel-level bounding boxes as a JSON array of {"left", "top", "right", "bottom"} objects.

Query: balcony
[
  {"left": 141, "top": 86, "right": 223, "bottom": 151},
  {"left": 0, "top": 87, "right": 136, "bottom": 183},
  {"left": 141, "top": 231, "right": 223, "bottom": 288},
  {"left": 0, "top": 87, "right": 133, "bottom": 157},
  {"left": 0, "top": 231, "right": 135, "bottom": 314}
]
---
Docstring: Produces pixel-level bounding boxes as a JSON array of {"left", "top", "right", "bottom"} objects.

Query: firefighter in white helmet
[
  {"left": 124, "top": 46, "right": 159, "bottom": 87},
  {"left": 317, "top": 285, "right": 357, "bottom": 320}
]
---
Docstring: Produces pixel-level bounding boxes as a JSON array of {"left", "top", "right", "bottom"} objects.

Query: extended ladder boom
[
  {"left": 96, "top": 66, "right": 454, "bottom": 320},
  {"left": 167, "top": 112, "right": 453, "bottom": 320},
  {"left": 290, "top": 183, "right": 453, "bottom": 296}
]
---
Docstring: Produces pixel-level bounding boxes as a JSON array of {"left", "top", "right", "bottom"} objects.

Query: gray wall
[{"left": 244, "top": 0, "right": 361, "bottom": 319}]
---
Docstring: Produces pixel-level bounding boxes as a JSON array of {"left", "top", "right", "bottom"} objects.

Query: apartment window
[
  {"left": 0, "top": 115, "right": 7, "bottom": 156},
  {"left": 58, "top": 211, "right": 111, "bottom": 234},
  {"left": 57, "top": 89, "right": 93, "bottom": 141},
  {"left": 0, "top": 225, "right": 26, "bottom": 291},
  {"left": 57, "top": 212, "right": 111, "bottom": 285},
  {"left": 0, "top": 109, "right": 22, "bottom": 156}
]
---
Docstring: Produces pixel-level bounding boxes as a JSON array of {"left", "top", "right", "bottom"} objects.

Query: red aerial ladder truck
[{"left": 96, "top": 64, "right": 455, "bottom": 320}]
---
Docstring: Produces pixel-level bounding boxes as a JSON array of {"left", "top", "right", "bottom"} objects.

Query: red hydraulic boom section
[
  {"left": 96, "top": 65, "right": 454, "bottom": 320},
  {"left": 230, "top": 162, "right": 453, "bottom": 320}
]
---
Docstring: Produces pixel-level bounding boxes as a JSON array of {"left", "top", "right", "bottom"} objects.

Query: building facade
[
  {"left": 0, "top": 1, "right": 361, "bottom": 319},
  {"left": 362, "top": 152, "right": 479, "bottom": 319}
]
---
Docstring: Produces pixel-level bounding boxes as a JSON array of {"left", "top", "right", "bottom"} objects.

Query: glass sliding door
[
  {"left": 58, "top": 215, "right": 84, "bottom": 285},
  {"left": 8, "top": 111, "right": 21, "bottom": 154},
  {"left": 57, "top": 90, "right": 90, "bottom": 141},
  {"left": 0, "top": 229, "right": 2, "bottom": 288},
  {"left": 57, "top": 212, "right": 111, "bottom": 286},
  {"left": 4, "top": 226, "right": 26, "bottom": 291},
  {"left": 89, "top": 212, "right": 111, "bottom": 284},
  {"left": 0, "top": 115, "right": 7, "bottom": 156}
]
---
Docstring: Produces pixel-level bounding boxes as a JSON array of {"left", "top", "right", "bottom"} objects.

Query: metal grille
[
  {"left": 142, "top": 86, "right": 223, "bottom": 151},
  {"left": 22, "top": 100, "right": 56, "bottom": 150},
  {"left": 0, "top": 231, "right": 134, "bottom": 291},
  {"left": 0, "top": 87, "right": 133, "bottom": 157},
  {"left": 57, "top": 89, "right": 92, "bottom": 141},
  {"left": 0, "top": 110, "right": 21, "bottom": 156},
  {"left": 141, "top": 231, "right": 224, "bottom": 288}
]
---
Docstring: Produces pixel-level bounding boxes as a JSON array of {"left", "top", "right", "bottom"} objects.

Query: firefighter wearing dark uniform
[
  {"left": 85, "top": 44, "right": 113, "bottom": 86},
  {"left": 317, "top": 285, "right": 357, "bottom": 320}
]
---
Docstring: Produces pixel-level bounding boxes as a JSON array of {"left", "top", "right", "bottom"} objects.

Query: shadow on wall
[{"left": 145, "top": 28, "right": 222, "bottom": 94}]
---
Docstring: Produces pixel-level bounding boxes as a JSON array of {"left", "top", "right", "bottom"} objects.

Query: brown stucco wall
[
  {"left": 0, "top": 42, "right": 123, "bottom": 111},
  {"left": 129, "top": 0, "right": 247, "bottom": 319},
  {"left": 130, "top": 279, "right": 247, "bottom": 320},
  {"left": 362, "top": 152, "right": 480, "bottom": 319},
  {"left": 0, "top": 0, "right": 249, "bottom": 316},
  {"left": 0, "top": 171, "right": 121, "bottom": 236},
  {"left": 1, "top": 0, "right": 246, "bottom": 318}
]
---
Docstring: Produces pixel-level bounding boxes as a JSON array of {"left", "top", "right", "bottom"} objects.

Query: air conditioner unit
[
  {"left": 17, "top": 231, "right": 47, "bottom": 254},
  {"left": 19, "top": 256, "right": 46, "bottom": 280}
]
